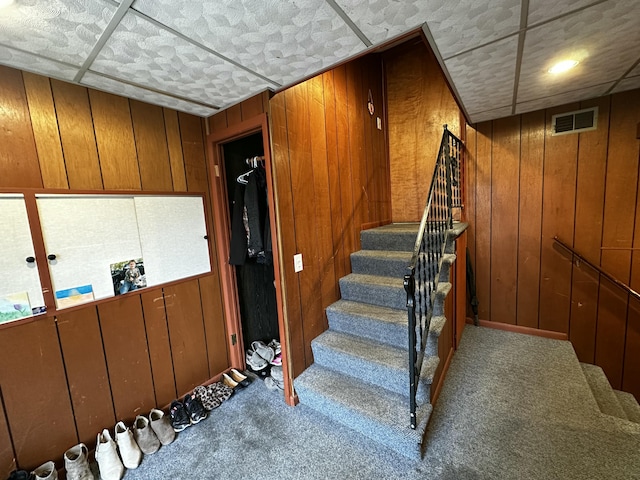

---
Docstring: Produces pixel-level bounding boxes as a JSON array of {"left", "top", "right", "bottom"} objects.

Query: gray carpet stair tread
[
  {"left": 311, "top": 330, "right": 439, "bottom": 398},
  {"left": 581, "top": 363, "right": 628, "bottom": 420},
  {"left": 295, "top": 363, "right": 431, "bottom": 459},
  {"left": 614, "top": 390, "right": 640, "bottom": 423}
]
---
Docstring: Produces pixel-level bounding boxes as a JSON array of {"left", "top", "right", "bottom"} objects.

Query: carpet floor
[{"left": 120, "top": 326, "right": 640, "bottom": 480}]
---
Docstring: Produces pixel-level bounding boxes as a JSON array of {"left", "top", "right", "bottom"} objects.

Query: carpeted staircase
[
  {"left": 295, "top": 223, "right": 464, "bottom": 459},
  {"left": 581, "top": 363, "right": 640, "bottom": 423}
]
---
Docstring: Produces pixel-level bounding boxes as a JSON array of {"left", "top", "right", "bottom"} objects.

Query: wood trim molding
[
  {"left": 465, "top": 318, "right": 569, "bottom": 341},
  {"left": 430, "top": 346, "right": 454, "bottom": 406},
  {"left": 361, "top": 219, "right": 391, "bottom": 231}
]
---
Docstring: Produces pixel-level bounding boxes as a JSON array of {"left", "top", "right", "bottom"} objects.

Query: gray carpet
[{"left": 119, "top": 326, "right": 640, "bottom": 480}]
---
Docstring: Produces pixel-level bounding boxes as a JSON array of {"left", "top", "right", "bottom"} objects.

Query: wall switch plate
[
  {"left": 376, "top": 117, "right": 382, "bottom": 130},
  {"left": 214, "top": 164, "right": 220, "bottom": 177},
  {"left": 294, "top": 253, "right": 303, "bottom": 272}
]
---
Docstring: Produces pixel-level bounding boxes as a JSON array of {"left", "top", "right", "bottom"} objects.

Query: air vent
[{"left": 552, "top": 107, "right": 598, "bottom": 136}]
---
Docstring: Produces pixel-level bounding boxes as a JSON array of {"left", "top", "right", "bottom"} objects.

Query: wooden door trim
[{"left": 206, "top": 114, "right": 295, "bottom": 406}]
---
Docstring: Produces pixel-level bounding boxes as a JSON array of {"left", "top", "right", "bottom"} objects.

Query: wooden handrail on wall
[{"left": 553, "top": 236, "right": 640, "bottom": 302}]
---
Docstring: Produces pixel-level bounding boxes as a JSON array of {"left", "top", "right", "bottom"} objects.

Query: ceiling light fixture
[{"left": 548, "top": 59, "right": 579, "bottom": 74}]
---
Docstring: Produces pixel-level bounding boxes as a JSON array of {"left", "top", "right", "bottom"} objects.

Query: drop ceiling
[{"left": 0, "top": 0, "right": 638, "bottom": 123}]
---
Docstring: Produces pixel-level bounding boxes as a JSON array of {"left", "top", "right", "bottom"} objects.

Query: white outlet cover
[{"left": 294, "top": 253, "right": 303, "bottom": 272}]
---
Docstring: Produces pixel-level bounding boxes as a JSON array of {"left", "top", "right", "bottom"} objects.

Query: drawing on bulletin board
[
  {"left": 0, "top": 292, "right": 33, "bottom": 324},
  {"left": 111, "top": 258, "right": 147, "bottom": 296},
  {"left": 55, "top": 285, "right": 95, "bottom": 309}
]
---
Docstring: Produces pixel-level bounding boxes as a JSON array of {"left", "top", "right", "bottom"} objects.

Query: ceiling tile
[
  {"left": 81, "top": 72, "right": 217, "bottom": 116},
  {"left": 470, "top": 106, "right": 514, "bottom": 124},
  {"left": 0, "top": 46, "right": 78, "bottom": 81},
  {"left": 335, "top": 0, "right": 521, "bottom": 58},
  {"left": 444, "top": 35, "right": 518, "bottom": 115},
  {"left": 518, "top": 1, "right": 640, "bottom": 103},
  {"left": 131, "top": 0, "right": 365, "bottom": 86},
  {"left": 527, "top": 0, "right": 597, "bottom": 26},
  {"left": 629, "top": 63, "right": 640, "bottom": 77},
  {"left": 611, "top": 76, "right": 640, "bottom": 94},
  {"left": 515, "top": 82, "right": 612, "bottom": 114},
  {"left": 0, "top": 0, "right": 116, "bottom": 66},
  {"left": 90, "top": 11, "right": 272, "bottom": 108}
]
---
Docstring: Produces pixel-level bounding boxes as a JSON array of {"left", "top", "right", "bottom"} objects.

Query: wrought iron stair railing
[{"left": 403, "top": 125, "right": 463, "bottom": 429}]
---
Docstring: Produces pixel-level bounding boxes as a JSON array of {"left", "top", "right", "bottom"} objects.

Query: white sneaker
[
  {"left": 114, "top": 421, "right": 142, "bottom": 469},
  {"left": 32, "top": 460, "right": 58, "bottom": 480},
  {"left": 95, "top": 429, "right": 124, "bottom": 480},
  {"left": 64, "top": 443, "right": 95, "bottom": 480}
]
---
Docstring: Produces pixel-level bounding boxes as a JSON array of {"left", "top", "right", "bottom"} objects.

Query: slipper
[
  {"left": 251, "top": 341, "right": 275, "bottom": 364},
  {"left": 246, "top": 349, "right": 268, "bottom": 371},
  {"left": 264, "top": 376, "right": 283, "bottom": 391}
]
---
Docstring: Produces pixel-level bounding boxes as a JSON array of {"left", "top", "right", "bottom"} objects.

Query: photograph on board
[{"left": 111, "top": 258, "right": 146, "bottom": 296}]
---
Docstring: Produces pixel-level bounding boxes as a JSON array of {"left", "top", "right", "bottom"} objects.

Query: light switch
[
  {"left": 376, "top": 117, "right": 382, "bottom": 130},
  {"left": 294, "top": 253, "right": 303, "bottom": 272}
]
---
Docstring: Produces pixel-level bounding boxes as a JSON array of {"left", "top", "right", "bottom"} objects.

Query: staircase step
[
  {"left": 614, "top": 390, "right": 640, "bottom": 423},
  {"left": 311, "top": 330, "right": 438, "bottom": 402},
  {"left": 294, "top": 364, "right": 431, "bottom": 460},
  {"left": 350, "top": 250, "right": 456, "bottom": 281},
  {"left": 581, "top": 363, "right": 628, "bottom": 420},
  {"left": 360, "top": 223, "right": 419, "bottom": 252},
  {"left": 339, "top": 273, "right": 451, "bottom": 311},
  {"left": 326, "top": 300, "right": 407, "bottom": 349}
]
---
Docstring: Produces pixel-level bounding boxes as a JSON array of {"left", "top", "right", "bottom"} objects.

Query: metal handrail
[
  {"left": 553, "top": 236, "right": 640, "bottom": 302},
  {"left": 403, "top": 125, "right": 463, "bottom": 429}
]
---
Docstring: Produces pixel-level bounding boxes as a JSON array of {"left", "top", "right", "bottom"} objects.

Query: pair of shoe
[
  {"left": 222, "top": 368, "right": 251, "bottom": 389},
  {"left": 193, "top": 381, "right": 234, "bottom": 410},
  {"left": 246, "top": 340, "right": 281, "bottom": 371},
  {"left": 169, "top": 394, "right": 207, "bottom": 432},
  {"left": 265, "top": 365, "right": 285, "bottom": 392}
]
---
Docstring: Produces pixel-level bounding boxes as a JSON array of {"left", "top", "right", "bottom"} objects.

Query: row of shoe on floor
[
  {"left": 6, "top": 369, "right": 251, "bottom": 480},
  {"left": 245, "top": 339, "right": 284, "bottom": 390}
]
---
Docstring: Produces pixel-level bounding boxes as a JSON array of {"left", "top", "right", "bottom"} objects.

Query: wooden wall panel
[
  {"left": 516, "top": 111, "right": 545, "bottom": 328},
  {"left": 490, "top": 116, "right": 520, "bottom": 325},
  {"left": 130, "top": 100, "right": 174, "bottom": 191},
  {"left": 466, "top": 88, "right": 640, "bottom": 399},
  {"left": 199, "top": 274, "right": 229, "bottom": 376},
  {"left": 89, "top": 90, "right": 141, "bottom": 190},
  {"left": 98, "top": 296, "right": 156, "bottom": 423},
  {"left": 163, "top": 108, "right": 188, "bottom": 192},
  {"left": 22, "top": 73, "right": 68, "bottom": 189},
  {"left": 0, "top": 319, "right": 77, "bottom": 470},
  {"left": 385, "top": 40, "right": 462, "bottom": 222},
  {"left": 0, "top": 391, "right": 14, "bottom": 479},
  {"left": 569, "top": 97, "right": 610, "bottom": 362},
  {"left": 538, "top": 104, "right": 580, "bottom": 333},
  {"left": 164, "top": 280, "right": 210, "bottom": 395},
  {"left": 57, "top": 308, "right": 115, "bottom": 448},
  {"left": 51, "top": 80, "right": 103, "bottom": 190},
  {"left": 0, "top": 67, "right": 42, "bottom": 189},
  {"left": 141, "top": 290, "right": 177, "bottom": 408},
  {"left": 270, "top": 56, "right": 391, "bottom": 374},
  {"left": 0, "top": 65, "right": 229, "bottom": 468}
]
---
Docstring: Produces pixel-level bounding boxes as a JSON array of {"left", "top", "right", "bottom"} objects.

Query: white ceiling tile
[
  {"left": 444, "top": 36, "right": 518, "bottom": 115},
  {"left": 335, "top": 0, "right": 521, "bottom": 58},
  {"left": 0, "top": 45, "right": 78, "bottom": 81},
  {"left": 518, "top": 1, "right": 640, "bottom": 103},
  {"left": 611, "top": 76, "right": 640, "bottom": 94},
  {"left": 90, "top": 11, "right": 272, "bottom": 108},
  {"left": 81, "top": 72, "right": 217, "bottom": 116},
  {"left": 469, "top": 106, "right": 514, "bottom": 124},
  {"left": 0, "top": 0, "right": 116, "bottom": 66},
  {"left": 515, "top": 83, "right": 613, "bottom": 114},
  {"left": 629, "top": 63, "right": 640, "bottom": 77},
  {"left": 131, "top": 0, "right": 365, "bottom": 86},
  {"left": 527, "top": 0, "right": 597, "bottom": 26}
]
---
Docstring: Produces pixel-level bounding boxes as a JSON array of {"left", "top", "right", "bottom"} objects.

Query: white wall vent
[{"left": 551, "top": 107, "right": 598, "bottom": 136}]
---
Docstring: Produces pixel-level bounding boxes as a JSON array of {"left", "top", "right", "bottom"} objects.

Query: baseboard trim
[
  {"left": 431, "top": 346, "right": 454, "bottom": 406},
  {"left": 466, "top": 318, "right": 568, "bottom": 341},
  {"left": 361, "top": 219, "right": 391, "bottom": 231}
]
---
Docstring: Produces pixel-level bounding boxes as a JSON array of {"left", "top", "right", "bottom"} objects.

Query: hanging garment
[{"left": 229, "top": 183, "right": 248, "bottom": 265}]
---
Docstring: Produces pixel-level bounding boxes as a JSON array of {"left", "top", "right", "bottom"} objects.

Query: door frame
[{"left": 206, "top": 113, "right": 295, "bottom": 406}]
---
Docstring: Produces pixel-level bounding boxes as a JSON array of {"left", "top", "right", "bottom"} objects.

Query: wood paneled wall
[
  {"left": 465, "top": 89, "right": 640, "bottom": 400},
  {"left": 270, "top": 56, "right": 391, "bottom": 377},
  {"left": 0, "top": 66, "right": 228, "bottom": 475},
  {"left": 385, "top": 40, "right": 462, "bottom": 222},
  {"left": 208, "top": 91, "right": 270, "bottom": 133}
]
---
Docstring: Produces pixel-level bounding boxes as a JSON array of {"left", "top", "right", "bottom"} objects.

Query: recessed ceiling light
[
  {"left": 548, "top": 60, "right": 579, "bottom": 74},
  {"left": 0, "top": 0, "right": 14, "bottom": 8}
]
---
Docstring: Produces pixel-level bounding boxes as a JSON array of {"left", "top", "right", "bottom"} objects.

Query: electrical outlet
[{"left": 294, "top": 253, "right": 303, "bottom": 272}]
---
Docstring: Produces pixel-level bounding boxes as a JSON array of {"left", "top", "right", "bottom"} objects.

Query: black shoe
[
  {"left": 230, "top": 368, "right": 252, "bottom": 388},
  {"left": 8, "top": 471, "right": 33, "bottom": 480},
  {"left": 169, "top": 400, "right": 190, "bottom": 432},
  {"left": 184, "top": 394, "right": 208, "bottom": 424}
]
